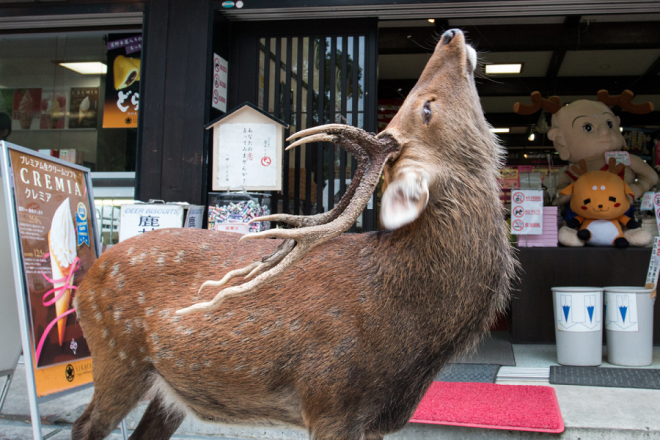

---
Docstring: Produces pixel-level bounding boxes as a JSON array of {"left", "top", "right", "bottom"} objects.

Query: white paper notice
[
  {"left": 556, "top": 291, "right": 602, "bottom": 332},
  {"left": 605, "top": 292, "right": 639, "bottom": 332},
  {"left": 645, "top": 236, "right": 660, "bottom": 288},
  {"left": 510, "top": 190, "right": 544, "bottom": 235},
  {"left": 216, "top": 123, "right": 277, "bottom": 189},
  {"left": 654, "top": 193, "right": 660, "bottom": 235},
  {"left": 640, "top": 191, "right": 654, "bottom": 211}
]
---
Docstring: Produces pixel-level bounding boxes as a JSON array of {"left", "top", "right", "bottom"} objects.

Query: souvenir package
[{"left": 207, "top": 191, "right": 271, "bottom": 234}]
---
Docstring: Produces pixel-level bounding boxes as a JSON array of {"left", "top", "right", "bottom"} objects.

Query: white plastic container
[
  {"left": 604, "top": 286, "right": 656, "bottom": 366},
  {"left": 552, "top": 287, "right": 604, "bottom": 366}
]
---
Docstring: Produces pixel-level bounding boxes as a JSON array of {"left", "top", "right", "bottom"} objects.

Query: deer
[{"left": 72, "top": 29, "right": 516, "bottom": 440}]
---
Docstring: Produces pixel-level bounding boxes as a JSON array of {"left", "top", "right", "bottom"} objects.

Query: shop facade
[{"left": 1, "top": 0, "right": 659, "bottom": 343}]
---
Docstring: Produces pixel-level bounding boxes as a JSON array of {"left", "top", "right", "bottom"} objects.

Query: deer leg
[
  {"left": 72, "top": 368, "right": 149, "bottom": 440},
  {"left": 128, "top": 395, "right": 185, "bottom": 440}
]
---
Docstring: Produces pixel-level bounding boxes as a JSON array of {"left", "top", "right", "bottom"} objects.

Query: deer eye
[
  {"left": 607, "top": 120, "right": 614, "bottom": 129},
  {"left": 609, "top": 196, "right": 616, "bottom": 202},
  {"left": 583, "top": 198, "right": 591, "bottom": 205},
  {"left": 583, "top": 123, "right": 593, "bottom": 133},
  {"left": 423, "top": 102, "right": 432, "bottom": 125}
]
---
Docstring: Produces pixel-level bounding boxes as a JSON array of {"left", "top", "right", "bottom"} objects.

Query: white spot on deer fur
[
  {"left": 119, "top": 350, "right": 127, "bottom": 360},
  {"left": 95, "top": 312, "right": 103, "bottom": 322},
  {"left": 100, "top": 260, "right": 109, "bottom": 271},
  {"left": 109, "top": 339, "right": 115, "bottom": 348},
  {"left": 157, "top": 255, "right": 166, "bottom": 266},
  {"left": 137, "top": 292, "right": 145, "bottom": 304},
  {"left": 174, "top": 251, "right": 185, "bottom": 264},
  {"left": 111, "top": 264, "right": 120, "bottom": 277},
  {"left": 131, "top": 359, "right": 137, "bottom": 367},
  {"left": 145, "top": 307, "right": 155, "bottom": 316},
  {"left": 139, "top": 346, "right": 145, "bottom": 353},
  {"left": 159, "top": 309, "right": 172, "bottom": 320},
  {"left": 200, "top": 243, "right": 210, "bottom": 251},
  {"left": 87, "top": 289, "right": 95, "bottom": 300},
  {"left": 102, "top": 329, "right": 108, "bottom": 339},
  {"left": 114, "top": 308, "right": 122, "bottom": 320},
  {"left": 127, "top": 246, "right": 135, "bottom": 256}
]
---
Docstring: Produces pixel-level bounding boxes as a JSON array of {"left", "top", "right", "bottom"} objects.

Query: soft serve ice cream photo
[
  {"left": 8, "top": 148, "right": 97, "bottom": 369},
  {"left": 48, "top": 198, "right": 78, "bottom": 346}
]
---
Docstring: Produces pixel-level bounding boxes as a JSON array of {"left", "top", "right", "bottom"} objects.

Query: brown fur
[{"left": 72, "top": 30, "right": 517, "bottom": 440}]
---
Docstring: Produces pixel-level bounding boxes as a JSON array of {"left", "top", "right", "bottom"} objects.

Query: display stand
[{"left": 0, "top": 142, "right": 128, "bottom": 440}]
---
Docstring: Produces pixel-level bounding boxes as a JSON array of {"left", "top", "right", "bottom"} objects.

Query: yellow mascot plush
[{"left": 559, "top": 158, "right": 651, "bottom": 248}]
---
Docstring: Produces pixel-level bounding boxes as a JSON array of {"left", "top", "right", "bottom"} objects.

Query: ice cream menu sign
[{"left": 8, "top": 147, "right": 96, "bottom": 395}]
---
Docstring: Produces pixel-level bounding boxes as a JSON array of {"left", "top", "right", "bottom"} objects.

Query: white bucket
[
  {"left": 604, "top": 286, "right": 656, "bottom": 366},
  {"left": 552, "top": 287, "right": 604, "bottom": 366}
]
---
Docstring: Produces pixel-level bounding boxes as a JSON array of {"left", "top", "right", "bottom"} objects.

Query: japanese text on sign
[
  {"left": 216, "top": 123, "right": 277, "bottom": 188},
  {"left": 510, "top": 190, "right": 544, "bottom": 235}
]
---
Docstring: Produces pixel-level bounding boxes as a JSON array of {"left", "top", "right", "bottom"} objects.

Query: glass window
[{"left": 0, "top": 31, "right": 140, "bottom": 172}]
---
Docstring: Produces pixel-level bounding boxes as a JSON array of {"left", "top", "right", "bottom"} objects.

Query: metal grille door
[{"left": 242, "top": 20, "right": 378, "bottom": 231}]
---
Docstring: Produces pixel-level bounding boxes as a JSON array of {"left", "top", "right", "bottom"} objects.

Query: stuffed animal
[
  {"left": 514, "top": 90, "right": 657, "bottom": 204},
  {"left": 558, "top": 159, "right": 652, "bottom": 248}
]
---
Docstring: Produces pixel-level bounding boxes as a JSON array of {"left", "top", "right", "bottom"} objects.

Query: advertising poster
[
  {"left": 40, "top": 91, "right": 67, "bottom": 130},
  {"left": 69, "top": 87, "right": 99, "bottom": 129},
  {"left": 12, "top": 88, "right": 42, "bottom": 131},
  {"left": 102, "top": 33, "right": 141, "bottom": 128},
  {"left": 9, "top": 148, "right": 96, "bottom": 395}
]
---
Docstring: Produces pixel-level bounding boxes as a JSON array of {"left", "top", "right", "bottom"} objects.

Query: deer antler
[
  {"left": 569, "top": 159, "right": 589, "bottom": 178},
  {"left": 176, "top": 124, "right": 400, "bottom": 316},
  {"left": 513, "top": 91, "right": 562, "bottom": 115},
  {"left": 597, "top": 90, "right": 654, "bottom": 115},
  {"left": 606, "top": 157, "right": 625, "bottom": 176}
]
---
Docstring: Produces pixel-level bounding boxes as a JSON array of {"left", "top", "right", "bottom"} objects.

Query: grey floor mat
[
  {"left": 452, "top": 331, "right": 516, "bottom": 366},
  {"left": 435, "top": 363, "right": 500, "bottom": 383},
  {"left": 550, "top": 366, "right": 660, "bottom": 390}
]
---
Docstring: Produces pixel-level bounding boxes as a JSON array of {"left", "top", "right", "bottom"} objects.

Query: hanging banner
[
  {"left": 212, "top": 54, "right": 228, "bottom": 113},
  {"left": 510, "top": 190, "right": 544, "bottom": 235},
  {"left": 102, "top": 33, "right": 142, "bottom": 128},
  {"left": 2, "top": 143, "right": 99, "bottom": 397}
]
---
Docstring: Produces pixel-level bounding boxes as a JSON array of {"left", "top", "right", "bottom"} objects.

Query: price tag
[{"left": 604, "top": 151, "right": 631, "bottom": 166}]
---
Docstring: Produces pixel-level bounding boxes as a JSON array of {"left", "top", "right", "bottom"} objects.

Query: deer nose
[{"left": 441, "top": 29, "right": 460, "bottom": 45}]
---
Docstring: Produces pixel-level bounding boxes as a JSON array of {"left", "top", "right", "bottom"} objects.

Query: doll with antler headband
[
  {"left": 514, "top": 90, "right": 657, "bottom": 205},
  {"left": 557, "top": 158, "right": 651, "bottom": 247}
]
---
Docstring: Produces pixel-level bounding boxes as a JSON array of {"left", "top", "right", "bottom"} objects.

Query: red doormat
[{"left": 410, "top": 382, "right": 564, "bottom": 433}]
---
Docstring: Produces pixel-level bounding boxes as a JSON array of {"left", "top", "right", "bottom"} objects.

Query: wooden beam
[{"left": 379, "top": 21, "right": 660, "bottom": 54}]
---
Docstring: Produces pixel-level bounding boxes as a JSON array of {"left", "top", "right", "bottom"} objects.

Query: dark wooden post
[{"left": 137, "top": 0, "right": 211, "bottom": 204}]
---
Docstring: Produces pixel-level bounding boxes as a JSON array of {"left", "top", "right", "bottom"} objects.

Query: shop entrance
[{"left": 222, "top": 18, "right": 379, "bottom": 231}]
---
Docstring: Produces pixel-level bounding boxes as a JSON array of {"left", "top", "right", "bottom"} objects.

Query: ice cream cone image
[
  {"left": 51, "top": 98, "right": 62, "bottom": 128},
  {"left": 113, "top": 55, "right": 140, "bottom": 90},
  {"left": 19, "top": 90, "right": 34, "bottom": 129},
  {"left": 48, "top": 198, "right": 78, "bottom": 346},
  {"left": 78, "top": 96, "right": 90, "bottom": 124}
]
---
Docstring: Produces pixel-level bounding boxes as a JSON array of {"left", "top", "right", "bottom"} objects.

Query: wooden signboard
[{"left": 207, "top": 102, "right": 288, "bottom": 191}]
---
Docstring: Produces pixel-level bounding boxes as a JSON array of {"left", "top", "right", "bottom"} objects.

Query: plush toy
[
  {"left": 514, "top": 90, "right": 657, "bottom": 204},
  {"left": 557, "top": 159, "right": 652, "bottom": 248}
]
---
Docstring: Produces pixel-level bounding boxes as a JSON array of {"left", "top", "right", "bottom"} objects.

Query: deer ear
[
  {"left": 380, "top": 170, "right": 429, "bottom": 230},
  {"left": 560, "top": 184, "right": 574, "bottom": 196}
]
